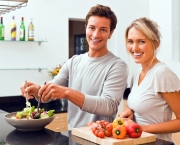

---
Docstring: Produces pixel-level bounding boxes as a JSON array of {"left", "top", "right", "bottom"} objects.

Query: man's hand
[
  {"left": 118, "top": 108, "right": 134, "bottom": 119},
  {"left": 38, "top": 82, "right": 67, "bottom": 102},
  {"left": 20, "top": 81, "right": 41, "bottom": 99}
]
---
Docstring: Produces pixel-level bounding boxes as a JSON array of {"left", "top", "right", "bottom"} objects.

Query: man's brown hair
[{"left": 85, "top": 4, "right": 117, "bottom": 32}]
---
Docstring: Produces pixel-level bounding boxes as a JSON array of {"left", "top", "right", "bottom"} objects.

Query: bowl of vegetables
[{"left": 4, "top": 106, "right": 55, "bottom": 131}]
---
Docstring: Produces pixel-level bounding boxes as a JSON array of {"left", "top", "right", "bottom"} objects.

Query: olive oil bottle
[{"left": 28, "top": 18, "right": 34, "bottom": 41}]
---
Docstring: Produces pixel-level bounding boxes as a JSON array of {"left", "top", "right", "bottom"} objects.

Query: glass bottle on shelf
[
  {"left": 20, "top": 17, "right": 25, "bottom": 41},
  {"left": 28, "top": 18, "right": 34, "bottom": 41},
  {"left": 10, "top": 16, "right": 16, "bottom": 41},
  {"left": 0, "top": 17, "right": 5, "bottom": 40}
]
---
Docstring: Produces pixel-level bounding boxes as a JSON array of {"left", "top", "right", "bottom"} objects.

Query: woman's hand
[
  {"left": 20, "top": 81, "right": 41, "bottom": 99},
  {"left": 121, "top": 118, "right": 136, "bottom": 127},
  {"left": 118, "top": 108, "right": 134, "bottom": 119}
]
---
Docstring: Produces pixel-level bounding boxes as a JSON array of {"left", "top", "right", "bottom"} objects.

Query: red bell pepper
[{"left": 126, "top": 124, "right": 142, "bottom": 138}]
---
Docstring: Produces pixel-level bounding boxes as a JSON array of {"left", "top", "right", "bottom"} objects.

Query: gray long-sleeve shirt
[{"left": 52, "top": 51, "right": 128, "bottom": 129}]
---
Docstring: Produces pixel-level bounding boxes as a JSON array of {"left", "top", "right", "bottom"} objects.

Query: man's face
[{"left": 86, "top": 16, "right": 113, "bottom": 56}]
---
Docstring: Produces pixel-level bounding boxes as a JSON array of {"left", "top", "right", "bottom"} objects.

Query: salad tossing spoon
[
  {"left": 37, "top": 82, "right": 46, "bottom": 112},
  {"left": 37, "top": 96, "right": 41, "bottom": 112},
  {"left": 25, "top": 80, "right": 31, "bottom": 108}
]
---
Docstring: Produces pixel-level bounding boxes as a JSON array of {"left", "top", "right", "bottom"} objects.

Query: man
[{"left": 21, "top": 4, "right": 128, "bottom": 129}]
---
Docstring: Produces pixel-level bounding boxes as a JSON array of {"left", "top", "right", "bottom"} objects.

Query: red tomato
[
  {"left": 105, "top": 123, "right": 113, "bottom": 132},
  {"left": 96, "top": 120, "right": 101, "bottom": 124},
  {"left": 98, "top": 130, "right": 105, "bottom": 138},
  {"left": 104, "top": 130, "right": 112, "bottom": 137},
  {"left": 88, "top": 120, "right": 112, "bottom": 138},
  {"left": 91, "top": 123, "right": 99, "bottom": 133},
  {"left": 91, "top": 126, "right": 97, "bottom": 134},
  {"left": 93, "top": 129, "right": 105, "bottom": 138},
  {"left": 102, "top": 121, "right": 109, "bottom": 129},
  {"left": 86, "top": 122, "right": 94, "bottom": 129},
  {"left": 99, "top": 120, "right": 106, "bottom": 127},
  {"left": 94, "top": 130, "right": 99, "bottom": 137}
]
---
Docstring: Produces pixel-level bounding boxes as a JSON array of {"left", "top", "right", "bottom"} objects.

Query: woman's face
[{"left": 126, "top": 27, "right": 155, "bottom": 66}]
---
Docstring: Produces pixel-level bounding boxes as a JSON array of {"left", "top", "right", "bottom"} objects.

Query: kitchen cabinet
[{"left": 45, "top": 112, "right": 68, "bottom": 132}]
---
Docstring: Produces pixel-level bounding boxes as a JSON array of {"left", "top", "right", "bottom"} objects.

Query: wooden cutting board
[{"left": 72, "top": 127, "right": 156, "bottom": 145}]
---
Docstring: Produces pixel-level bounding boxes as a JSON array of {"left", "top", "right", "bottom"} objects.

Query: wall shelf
[
  {"left": 0, "top": 68, "right": 48, "bottom": 72},
  {"left": 0, "top": 40, "right": 47, "bottom": 45}
]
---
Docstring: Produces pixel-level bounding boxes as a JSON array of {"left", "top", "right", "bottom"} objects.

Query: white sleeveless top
[{"left": 128, "top": 62, "right": 180, "bottom": 142}]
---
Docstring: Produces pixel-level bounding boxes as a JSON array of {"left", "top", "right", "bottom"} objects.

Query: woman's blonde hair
[{"left": 125, "top": 17, "right": 161, "bottom": 68}]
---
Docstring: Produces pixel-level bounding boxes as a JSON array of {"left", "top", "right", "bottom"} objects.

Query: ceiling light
[{"left": 0, "top": 0, "right": 28, "bottom": 15}]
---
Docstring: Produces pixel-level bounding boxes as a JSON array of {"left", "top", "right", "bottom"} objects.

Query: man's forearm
[{"left": 65, "top": 88, "right": 85, "bottom": 108}]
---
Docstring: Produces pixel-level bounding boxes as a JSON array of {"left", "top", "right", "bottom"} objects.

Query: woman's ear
[
  {"left": 108, "top": 30, "right": 114, "bottom": 39},
  {"left": 155, "top": 40, "right": 160, "bottom": 49}
]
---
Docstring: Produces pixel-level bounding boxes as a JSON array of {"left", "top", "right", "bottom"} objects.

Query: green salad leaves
[{"left": 12, "top": 106, "right": 54, "bottom": 119}]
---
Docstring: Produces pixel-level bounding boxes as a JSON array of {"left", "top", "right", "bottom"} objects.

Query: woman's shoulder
[
  {"left": 153, "top": 62, "right": 180, "bottom": 92},
  {"left": 154, "top": 62, "right": 176, "bottom": 76}
]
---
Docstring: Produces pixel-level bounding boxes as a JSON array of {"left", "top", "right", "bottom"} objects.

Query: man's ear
[{"left": 108, "top": 30, "right": 114, "bottom": 39}]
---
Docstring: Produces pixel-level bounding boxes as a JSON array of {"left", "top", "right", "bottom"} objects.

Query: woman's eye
[{"left": 139, "top": 40, "right": 145, "bottom": 44}]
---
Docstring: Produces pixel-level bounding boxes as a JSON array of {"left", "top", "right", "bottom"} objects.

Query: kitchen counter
[
  {"left": 0, "top": 95, "right": 175, "bottom": 145},
  {"left": 0, "top": 110, "right": 174, "bottom": 145}
]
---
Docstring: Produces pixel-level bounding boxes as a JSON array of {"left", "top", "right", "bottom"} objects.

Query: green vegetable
[
  {"left": 13, "top": 106, "right": 54, "bottom": 119},
  {"left": 16, "top": 111, "right": 27, "bottom": 119},
  {"left": 48, "top": 110, "right": 54, "bottom": 117}
]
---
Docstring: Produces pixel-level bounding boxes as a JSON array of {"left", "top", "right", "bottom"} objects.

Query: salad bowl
[{"left": 5, "top": 112, "right": 55, "bottom": 131}]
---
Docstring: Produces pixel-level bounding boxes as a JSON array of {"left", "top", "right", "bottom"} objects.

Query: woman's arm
[{"left": 141, "top": 91, "right": 180, "bottom": 134}]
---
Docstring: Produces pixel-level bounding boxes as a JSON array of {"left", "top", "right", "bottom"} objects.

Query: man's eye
[
  {"left": 101, "top": 29, "right": 107, "bottom": 32},
  {"left": 89, "top": 27, "right": 94, "bottom": 30},
  {"left": 127, "top": 40, "right": 133, "bottom": 43}
]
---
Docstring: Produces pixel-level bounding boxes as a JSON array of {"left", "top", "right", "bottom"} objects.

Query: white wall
[
  {"left": 0, "top": 0, "right": 149, "bottom": 96},
  {"left": 1, "top": 0, "right": 180, "bottom": 98},
  {"left": 149, "top": 0, "right": 180, "bottom": 78},
  {"left": 1, "top": 0, "right": 180, "bottom": 114}
]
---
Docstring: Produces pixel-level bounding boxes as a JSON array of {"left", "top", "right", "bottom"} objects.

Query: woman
[{"left": 118, "top": 17, "right": 180, "bottom": 143}]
